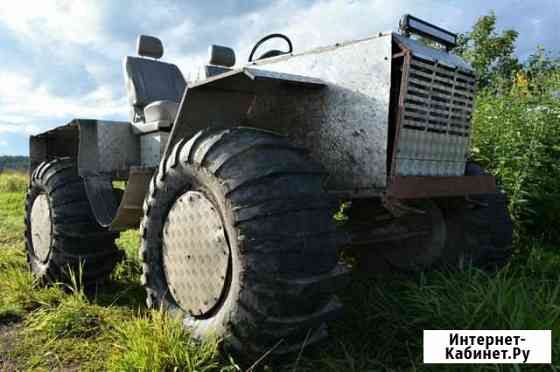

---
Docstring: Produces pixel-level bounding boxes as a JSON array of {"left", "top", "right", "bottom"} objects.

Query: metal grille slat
[
  {"left": 453, "top": 92, "right": 473, "bottom": 101},
  {"left": 452, "top": 80, "right": 475, "bottom": 91},
  {"left": 409, "top": 69, "right": 435, "bottom": 82},
  {"left": 411, "top": 59, "right": 475, "bottom": 83},
  {"left": 405, "top": 101, "right": 450, "bottom": 118},
  {"left": 408, "top": 77, "right": 432, "bottom": 90},
  {"left": 451, "top": 96, "right": 474, "bottom": 107},
  {"left": 403, "top": 120, "right": 454, "bottom": 132},
  {"left": 403, "top": 111, "right": 428, "bottom": 122},
  {"left": 395, "top": 55, "right": 475, "bottom": 177},
  {"left": 433, "top": 75, "right": 461, "bottom": 89}
]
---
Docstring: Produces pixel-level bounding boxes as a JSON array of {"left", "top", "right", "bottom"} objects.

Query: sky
[{"left": 0, "top": 0, "right": 558, "bottom": 156}]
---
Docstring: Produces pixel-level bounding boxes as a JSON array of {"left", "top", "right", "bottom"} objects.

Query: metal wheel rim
[
  {"left": 384, "top": 200, "right": 446, "bottom": 269},
  {"left": 162, "top": 190, "right": 231, "bottom": 317},
  {"left": 30, "top": 193, "right": 52, "bottom": 262}
]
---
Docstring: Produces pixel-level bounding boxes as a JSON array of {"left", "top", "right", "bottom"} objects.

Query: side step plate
[
  {"left": 85, "top": 167, "right": 154, "bottom": 231},
  {"left": 110, "top": 167, "right": 154, "bottom": 231}
]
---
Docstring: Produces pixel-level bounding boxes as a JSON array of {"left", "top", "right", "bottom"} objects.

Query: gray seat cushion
[
  {"left": 144, "top": 100, "right": 179, "bottom": 124},
  {"left": 123, "top": 56, "right": 186, "bottom": 116},
  {"left": 138, "top": 35, "right": 163, "bottom": 59}
]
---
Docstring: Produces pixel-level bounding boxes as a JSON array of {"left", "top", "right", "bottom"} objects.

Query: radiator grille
[{"left": 395, "top": 56, "right": 476, "bottom": 176}]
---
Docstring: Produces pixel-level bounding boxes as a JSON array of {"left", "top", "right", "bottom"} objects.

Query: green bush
[{"left": 471, "top": 69, "right": 560, "bottom": 241}]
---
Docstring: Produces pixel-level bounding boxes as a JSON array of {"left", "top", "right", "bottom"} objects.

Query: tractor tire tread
[
  {"left": 24, "top": 158, "right": 121, "bottom": 284},
  {"left": 140, "top": 127, "right": 346, "bottom": 357}
]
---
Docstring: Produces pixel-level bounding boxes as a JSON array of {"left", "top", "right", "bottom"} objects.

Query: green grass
[
  {"left": 0, "top": 170, "right": 27, "bottom": 193},
  {"left": 0, "top": 191, "right": 26, "bottom": 245},
  {"left": 107, "top": 311, "right": 236, "bottom": 371}
]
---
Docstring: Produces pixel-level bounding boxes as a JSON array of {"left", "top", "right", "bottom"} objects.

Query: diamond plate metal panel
[
  {"left": 30, "top": 194, "right": 52, "bottom": 262},
  {"left": 77, "top": 119, "right": 140, "bottom": 177},
  {"left": 162, "top": 191, "right": 230, "bottom": 316},
  {"left": 141, "top": 132, "right": 169, "bottom": 167},
  {"left": 96, "top": 121, "right": 140, "bottom": 173},
  {"left": 393, "top": 34, "right": 472, "bottom": 71}
]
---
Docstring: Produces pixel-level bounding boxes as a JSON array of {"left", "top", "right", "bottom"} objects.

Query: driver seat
[{"left": 123, "top": 35, "right": 186, "bottom": 133}]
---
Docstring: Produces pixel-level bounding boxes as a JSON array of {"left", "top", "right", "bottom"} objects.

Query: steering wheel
[{"left": 248, "top": 33, "right": 293, "bottom": 62}]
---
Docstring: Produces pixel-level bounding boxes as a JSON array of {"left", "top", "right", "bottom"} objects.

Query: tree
[
  {"left": 456, "top": 12, "right": 520, "bottom": 89},
  {"left": 0, "top": 156, "right": 29, "bottom": 171},
  {"left": 522, "top": 46, "right": 560, "bottom": 95}
]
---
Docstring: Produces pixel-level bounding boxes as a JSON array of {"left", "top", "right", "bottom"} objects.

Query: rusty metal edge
[
  {"left": 386, "top": 175, "right": 497, "bottom": 199},
  {"left": 389, "top": 37, "right": 412, "bottom": 180}
]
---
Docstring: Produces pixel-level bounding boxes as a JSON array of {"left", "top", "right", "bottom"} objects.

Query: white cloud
[
  {"left": 170, "top": 0, "right": 404, "bottom": 79},
  {"left": 0, "top": 122, "right": 40, "bottom": 135},
  {"left": 0, "top": 70, "right": 126, "bottom": 127},
  {"left": 0, "top": 1, "right": 106, "bottom": 46},
  {"left": 0, "top": 140, "right": 8, "bottom": 146},
  {"left": 236, "top": 0, "right": 402, "bottom": 53}
]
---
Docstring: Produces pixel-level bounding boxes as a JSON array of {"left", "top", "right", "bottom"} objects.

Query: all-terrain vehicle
[{"left": 24, "top": 15, "right": 512, "bottom": 356}]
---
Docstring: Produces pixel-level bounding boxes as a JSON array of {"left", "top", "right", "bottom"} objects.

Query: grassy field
[{"left": 1, "top": 171, "right": 559, "bottom": 371}]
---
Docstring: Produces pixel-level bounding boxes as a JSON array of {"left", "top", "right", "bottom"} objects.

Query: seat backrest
[{"left": 123, "top": 35, "right": 186, "bottom": 122}]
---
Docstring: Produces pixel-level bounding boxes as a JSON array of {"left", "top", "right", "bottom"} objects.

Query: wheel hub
[
  {"left": 30, "top": 194, "right": 52, "bottom": 262},
  {"left": 162, "top": 191, "right": 230, "bottom": 316},
  {"left": 383, "top": 200, "right": 446, "bottom": 269}
]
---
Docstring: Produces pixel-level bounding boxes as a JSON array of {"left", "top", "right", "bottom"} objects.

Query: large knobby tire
[
  {"left": 24, "top": 158, "right": 121, "bottom": 284},
  {"left": 140, "top": 127, "right": 348, "bottom": 357},
  {"left": 437, "top": 163, "right": 513, "bottom": 269}
]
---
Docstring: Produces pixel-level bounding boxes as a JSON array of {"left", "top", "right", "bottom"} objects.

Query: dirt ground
[{"left": 0, "top": 322, "right": 21, "bottom": 371}]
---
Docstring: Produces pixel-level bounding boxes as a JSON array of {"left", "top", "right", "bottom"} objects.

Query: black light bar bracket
[{"left": 399, "top": 14, "right": 457, "bottom": 51}]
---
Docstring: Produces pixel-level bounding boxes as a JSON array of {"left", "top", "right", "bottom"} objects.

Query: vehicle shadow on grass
[
  {"left": 86, "top": 255, "right": 147, "bottom": 311},
  {"left": 289, "top": 257, "right": 560, "bottom": 372},
  {"left": 274, "top": 271, "right": 415, "bottom": 372}
]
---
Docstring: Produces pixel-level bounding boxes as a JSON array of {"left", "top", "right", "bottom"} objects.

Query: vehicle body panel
[{"left": 242, "top": 33, "right": 393, "bottom": 193}]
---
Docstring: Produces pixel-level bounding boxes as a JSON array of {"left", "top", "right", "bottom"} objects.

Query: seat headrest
[
  {"left": 208, "top": 45, "right": 235, "bottom": 67},
  {"left": 137, "top": 35, "right": 163, "bottom": 59}
]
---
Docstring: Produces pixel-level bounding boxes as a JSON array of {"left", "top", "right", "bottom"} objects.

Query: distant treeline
[{"left": 0, "top": 156, "right": 29, "bottom": 171}]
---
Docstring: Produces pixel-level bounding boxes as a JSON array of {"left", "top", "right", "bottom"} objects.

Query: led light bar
[{"left": 399, "top": 14, "right": 457, "bottom": 50}]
